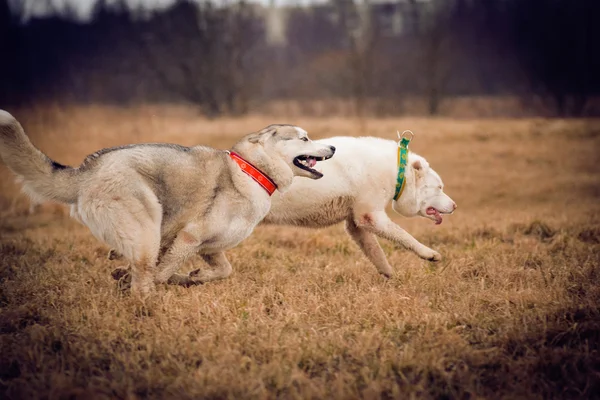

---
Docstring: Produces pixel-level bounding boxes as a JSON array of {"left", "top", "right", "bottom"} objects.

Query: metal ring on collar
[{"left": 397, "top": 130, "right": 414, "bottom": 141}]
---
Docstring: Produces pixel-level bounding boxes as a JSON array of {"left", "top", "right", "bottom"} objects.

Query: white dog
[{"left": 262, "top": 136, "right": 457, "bottom": 277}]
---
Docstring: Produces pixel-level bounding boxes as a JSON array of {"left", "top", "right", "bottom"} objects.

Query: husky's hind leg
[{"left": 79, "top": 185, "right": 162, "bottom": 295}]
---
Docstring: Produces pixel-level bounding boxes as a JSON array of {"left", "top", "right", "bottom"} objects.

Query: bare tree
[
  {"left": 133, "top": 0, "right": 262, "bottom": 116},
  {"left": 506, "top": 0, "right": 599, "bottom": 116},
  {"left": 414, "top": 0, "right": 456, "bottom": 116},
  {"left": 333, "top": 0, "right": 378, "bottom": 119}
]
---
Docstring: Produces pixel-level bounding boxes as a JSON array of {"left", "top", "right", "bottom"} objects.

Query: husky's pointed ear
[
  {"left": 260, "top": 126, "right": 277, "bottom": 134},
  {"left": 248, "top": 127, "right": 277, "bottom": 144},
  {"left": 247, "top": 134, "right": 262, "bottom": 144}
]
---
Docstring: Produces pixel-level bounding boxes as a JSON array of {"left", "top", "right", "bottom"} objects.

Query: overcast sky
[{"left": 10, "top": 0, "right": 329, "bottom": 21}]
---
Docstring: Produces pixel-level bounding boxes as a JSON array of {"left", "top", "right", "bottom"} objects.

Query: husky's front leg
[
  {"left": 113, "top": 268, "right": 198, "bottom": 287},
  {"left": 163, "top": 251, "right": 233, "bottom": 286},
  {"left": 354, "top": 211, "right": 441, "bottom": 262},
  {"left": 153, "top": 230, "right": 200, "bottom": 284},
  {"left": 188, "top": 252, "right": 232, "bottom": 284}
]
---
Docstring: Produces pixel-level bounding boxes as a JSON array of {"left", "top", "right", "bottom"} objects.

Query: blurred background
[
  {"left": 1, "top": 0, "right": 599, "bottom": 118},
  {"left": 2, "top": 3, "right": 600, "bottom": 398}
]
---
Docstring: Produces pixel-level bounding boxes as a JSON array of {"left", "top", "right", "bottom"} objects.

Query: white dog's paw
[
  {"left": 419, "top": 249, "right": 442, "bottom": 262},
  {"left": 378, "top": 267, "right": 393, "bottom": 278}
]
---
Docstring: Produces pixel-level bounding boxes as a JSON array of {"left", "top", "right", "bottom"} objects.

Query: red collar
[{"left": 228, "top": 151, "right": 277, "bottom": 196}]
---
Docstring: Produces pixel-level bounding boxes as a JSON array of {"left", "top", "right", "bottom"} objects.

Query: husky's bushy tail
[{"left": 0, "top": 110, "right": 79, "bottom": 204}]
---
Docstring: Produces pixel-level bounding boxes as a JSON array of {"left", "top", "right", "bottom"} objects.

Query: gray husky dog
[{"left": 0, "top": 110, "right": 335, "bottom": 295}]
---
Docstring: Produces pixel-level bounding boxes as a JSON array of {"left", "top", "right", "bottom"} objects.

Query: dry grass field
[{"left": 1, "top": 105, "right": 599, "bottom": 399}]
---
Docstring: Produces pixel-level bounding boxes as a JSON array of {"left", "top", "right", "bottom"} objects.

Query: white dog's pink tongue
[
  {"left": 426, "top": 207, "right": 443, "bottom": 225},
  {"left": 307, "top": 157, "right": 317, "bottom": 168}
]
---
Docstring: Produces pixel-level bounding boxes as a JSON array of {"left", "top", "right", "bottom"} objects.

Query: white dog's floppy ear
[{"left": 412, "top": 158, "right": 430, "bottom": 174}]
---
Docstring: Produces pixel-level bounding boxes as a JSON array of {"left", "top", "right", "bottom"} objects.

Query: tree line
[{"left": 0, "top": 0, "right": 598, "bottom": 117}]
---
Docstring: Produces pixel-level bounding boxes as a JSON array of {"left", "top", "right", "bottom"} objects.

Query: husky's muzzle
[{"left": 293, "top": 146, "right": 336, "bottom": 179}]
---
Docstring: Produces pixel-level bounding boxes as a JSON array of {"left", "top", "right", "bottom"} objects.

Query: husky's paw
[
  {"left": 111, "top": 267, "right": 130, "bottom": 280},
  {"left": 107, "top": 249, "right": 124, "bottom": 261},
  {"left": 111, "top": 267, "right": 132, "bottom": 292},
  {"left": 188, "top": 268, "right": 211, "bottom": 284},
  {"left": 130, "top": 280, "right": 156, "bottom": 297},
  {"left": 167, "top": 273, "right": 203, "bottom": 287}
]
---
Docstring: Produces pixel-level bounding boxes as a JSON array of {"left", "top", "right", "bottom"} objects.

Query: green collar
[{"left": 393, "top": 131, "right": 413, "bottom": 201}]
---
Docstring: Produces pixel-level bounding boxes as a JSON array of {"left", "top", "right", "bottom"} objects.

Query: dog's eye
[{"left": 300, "top": 137, "right": 309, "bottom": 142}]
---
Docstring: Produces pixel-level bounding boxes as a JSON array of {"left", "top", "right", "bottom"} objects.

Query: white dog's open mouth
[
  {"left": 294, "top": 154, "right": 332, "bottom": 178},
  {"left": 426, "top": 207, "right": 444, "bottom": 225}
]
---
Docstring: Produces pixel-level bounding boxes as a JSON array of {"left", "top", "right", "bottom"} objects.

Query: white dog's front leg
[
  {"left": 354, "top": 211, "right": 441, "bottom": 261},
  {"left": 345, "top": 218, "right": 393, "bottom": 277}
]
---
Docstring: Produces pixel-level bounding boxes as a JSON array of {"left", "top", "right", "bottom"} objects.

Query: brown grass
[{"left": 1, "top": 105, "right": 599, "bottom": 399}]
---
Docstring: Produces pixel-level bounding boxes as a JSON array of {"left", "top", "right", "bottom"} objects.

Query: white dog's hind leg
[
  {"left": 345, "top": 218, "right": 393, "bottom": 277},
  {"left": 354, "top": 211, "right": 441, "bottom": 262},
  {"left": 188, "top": 252, "right": 232, "bottom": 284}
]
